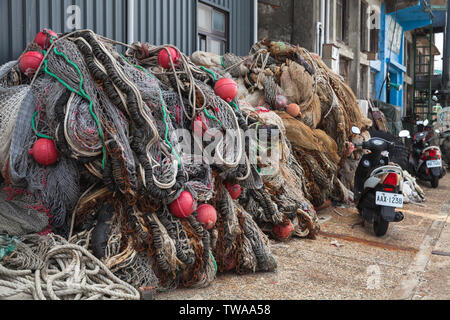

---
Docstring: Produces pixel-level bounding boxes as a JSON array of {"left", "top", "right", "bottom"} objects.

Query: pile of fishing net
[
  {"left": 0, "top": 31, "right": 327, "bottom": 299},
  {"left": 192, "top": 39, "right": 373, "bottom": 208}
]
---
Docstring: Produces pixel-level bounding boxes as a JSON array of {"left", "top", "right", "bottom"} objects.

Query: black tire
[
  {"left": 431, "top": 175, "right": 439, "bottom": 188},
  {"left": 373, "top": 213, "right": 389, "bottom": 237}
]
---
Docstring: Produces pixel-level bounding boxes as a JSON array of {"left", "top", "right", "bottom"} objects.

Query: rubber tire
[
  {"left": 373, "top": 213, "right": 389, "bottom": 237},
  {"left": 431, "top": 175, "right": 439, "bottom": 189}
]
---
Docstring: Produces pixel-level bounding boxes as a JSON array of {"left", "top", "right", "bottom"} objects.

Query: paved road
[{"left": 158, "top": 175, "right": 450, "bottom": 300}]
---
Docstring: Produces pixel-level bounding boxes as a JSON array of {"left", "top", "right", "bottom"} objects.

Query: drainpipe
[
  {"left": 253, "top": 0, "right": 259, "bottom": 43},
  {"left": 443, "top": 1, "right": 450, "bottom": 94},
  {"left": 325, "top": 0, "right": 330, "bottom": 43},
  {"left": 127, "top": 0, "right": 135, "bottom": 44},
  {"left": 317, "top": 0, "right": 325, "bottom": 56}
]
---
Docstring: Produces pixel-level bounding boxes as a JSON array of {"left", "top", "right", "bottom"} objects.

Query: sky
[{"left": 435, "top": 32, "right": 444, "bottom": 73}]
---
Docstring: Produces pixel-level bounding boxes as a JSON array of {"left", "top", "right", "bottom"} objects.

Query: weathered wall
[
  {"left": 258, "top": 0, "right": 294, "bottom": 43},
  {"left": 258, "top": 0, "right": 316, "bottom": 51}
]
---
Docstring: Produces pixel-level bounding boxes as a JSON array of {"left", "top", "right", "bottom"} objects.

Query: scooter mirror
[
  {"left": 399, "top": 130, "right": 410, "bottom": 138},
  {"left": 435, "top": 129, "right": 441, "bottom": 135},
  {"left": 417, "top": 121, "right": 424, "bottom": 125},
  {"left": 423, "top": 119, "right": 429, "bottom": 127},
  {"left": 351, "top": 126, "right": 361, "bottom": 135}
]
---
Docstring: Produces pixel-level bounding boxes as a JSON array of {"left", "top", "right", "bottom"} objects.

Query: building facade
[
  {"left": 0, "top": 0, "right": 258, "bottom": 65},
  {"left": 258, "top": 0, "right": 446, "bottom": 119}
]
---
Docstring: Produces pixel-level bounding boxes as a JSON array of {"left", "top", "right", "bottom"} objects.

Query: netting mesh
[{"left": 0, "top": 31, "right": 372, "bottom": 298}]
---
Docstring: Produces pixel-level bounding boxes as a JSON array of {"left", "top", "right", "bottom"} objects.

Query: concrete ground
[
  {"left": 2, "top": 176, "right": 449, "bottom": 300},
  {"left": 157, "top": 174, "right": 450, "bottom": 300}
]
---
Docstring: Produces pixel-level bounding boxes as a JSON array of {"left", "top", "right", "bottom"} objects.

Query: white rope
[{"left": 0, "top": 241, "right": 141, "bottom": 300}]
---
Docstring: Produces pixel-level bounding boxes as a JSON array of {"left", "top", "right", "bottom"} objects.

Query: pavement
[
  {"left": 2, "top": 175, "right": 449, "bottom": 300},
  {"left": 157, "top": 174, "right": 450, "bottom": 300}
]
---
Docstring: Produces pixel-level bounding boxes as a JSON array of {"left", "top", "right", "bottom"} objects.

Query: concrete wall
[{"left": 258, "top": 0, "right": 317, "bottom": 52}]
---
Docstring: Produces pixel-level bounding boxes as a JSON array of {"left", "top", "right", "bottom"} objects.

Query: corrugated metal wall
[
  {"left": 0, "top": 0, "right": 128, "bottom": 63},
  {"left": 0, "top": 0, "right": 255, "bottom": 64}
]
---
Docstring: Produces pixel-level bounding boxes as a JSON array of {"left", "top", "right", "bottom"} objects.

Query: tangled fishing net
[{"left": 0, "top": 31, "right": 371, "bottom": 299}]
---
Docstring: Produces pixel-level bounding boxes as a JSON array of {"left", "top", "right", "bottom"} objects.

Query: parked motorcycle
[
  {"left": 436, "top": 108, "right": 450, "bottom": 168},
  {"left": 353, "top": 127, "right": 411, "bottom": 237},
  {"left": 409, "top": 119, "right": 446, "bottom": 188},
  {"left": 438, "top": 129, "right": 450, "bottom": 169}
]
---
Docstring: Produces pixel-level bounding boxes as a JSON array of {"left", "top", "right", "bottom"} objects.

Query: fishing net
[
  {"left": 0, "top": 83, "right": 30, "bottom": 176},
  {"left": 0, "top": 31, "right": 373, "bottom": 299},
  {"left": 0, "top": 186, "right": 49, "bottom": 236}
]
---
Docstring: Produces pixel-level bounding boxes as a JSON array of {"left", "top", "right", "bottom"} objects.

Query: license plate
[
  {"left": 376, "top": 192, "right": 404, "bottom": 208},
  {"left": 427, "top": 160, "right": 442, "bottom": 168}
]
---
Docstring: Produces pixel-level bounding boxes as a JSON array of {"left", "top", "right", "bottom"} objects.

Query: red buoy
[
  {"left": 225, "top": 182, "right": 242, "bottom": 200},
  {"left": 196, "top": 204, "right": 217, "bottom": 230},
  {"left": 223, "top": 255, "right": 237, "bottom": 272},
  {"left": 214, "top": 78, "right": 238, "bottom": 103},
  {"left": 34, "top": 29, "right": 58, "bottom": 50},
  {"left": 273, "top": 221, "right": 294, "bottom": 241},
  {"left": 169, "top": 191, "right": 195, "bottom": 219},
  {"left": 158, "top": 47, "right": 180, "bottom": 69},
  {"left": 19, "top": 51, "right": 44, "bottom": 78},
  {"left": 286, "top": 103, "right": 300, "bottom": 118},
  {"left": 29, "top": 139, "right": 59, "bottom": 166}
]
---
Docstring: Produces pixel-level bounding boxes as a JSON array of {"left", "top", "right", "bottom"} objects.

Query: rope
[{"left": 0, "top": 237, "right": 141, "bottom": 300}]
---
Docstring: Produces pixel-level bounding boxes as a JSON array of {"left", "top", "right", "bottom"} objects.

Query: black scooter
[{"left": 352, "top": 127, "right": 410, "bottom": 237}]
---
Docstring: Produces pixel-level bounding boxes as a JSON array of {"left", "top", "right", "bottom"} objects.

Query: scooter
[
  {"left": 438, "top": 130, "right": 450, "bottom": 169},
  {"left": 436, "top": 108, "right": 450, "bottom": 168},
  {"left": 409, "top": 120, "right": 446, "bottom": 188},
  {"left": 352, "top": 127, "right": 411, "bottom": 237}
]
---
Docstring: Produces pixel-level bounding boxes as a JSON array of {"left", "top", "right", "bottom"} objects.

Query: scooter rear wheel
[
  {"left": 431, "top": 175, "right": 439, "bottom": 188},
  {"left": 374, "top": 213, "right": 389, "bottom": 237}
]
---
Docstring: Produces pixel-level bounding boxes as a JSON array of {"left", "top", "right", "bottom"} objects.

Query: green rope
[
  {"left": 203, "top": 109, "right": 222, "bottom": 126},
  {"left": 32, "top": 111, "right": 53, "bottom": 140},
  {"left": 229, "top": 101, "right": 239, "bottom": 112},
  {"left": 0, "top": 236, "right": 17, "bottom": 261},
  {"left": 210, "top": 251, "right": 218, "bottom": 275},
  {"left": 120, "top": 55, "right": 181, "bottom": 168},
  {"left": 39, "top": 39, "right": 106, "bottom": 168},
  {"left": 220, "top": 56, "right": 226, "bottom": 69},
  {"left": 200, "top": 66, "right": 217, "bottom": 81}
]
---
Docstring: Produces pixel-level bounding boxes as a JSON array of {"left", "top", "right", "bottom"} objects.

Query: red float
[
  {"left": 196, "top": 204, "right": 217, "bottom": 230},
  {"left": 286, "top": 103, "right": 300, "bottom": 118},
  {"left": 169, "top": 191, "right": 195, "bottom": 218},
  {"left": 19, "top": 51, "right": 44, "bottom": 78},
  {"left": 29, "top": 139, "right": 59, "bottom": 166},
  {"left": 223, "top": 254, "right": 237, "bottom": 272},
  {"left": 273, "top": 221, "right": 294, "bottom": 241},
  {"left": 158, "top": 47, "right": 180, "bottom": 69},
  {"left": 225, "top": 182, "right": 242, "bottom": 200},
  {"left": 34, "top": 29, "right": 58, "bottom": 50},
  {"left": 214, "top": 78, "right": 238, "bottom": 103}
]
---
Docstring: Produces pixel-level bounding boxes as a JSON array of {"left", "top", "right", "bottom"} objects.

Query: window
[
  {"left": 336, "top": 0, "right": 347, "bottom": 43},
  {"left": 197, "top": 3, "right": 228, "bottom": 55},
  {"left": 339, "top": 57, "right": 350, "bottom": 83},
  {"left": 360, "top": 2, "right": 369, "bottom": 52}
]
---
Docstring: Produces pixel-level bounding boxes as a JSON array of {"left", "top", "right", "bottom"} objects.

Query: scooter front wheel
[{"left": 374, "top": 212, "right": 389, "bottom": 237}]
